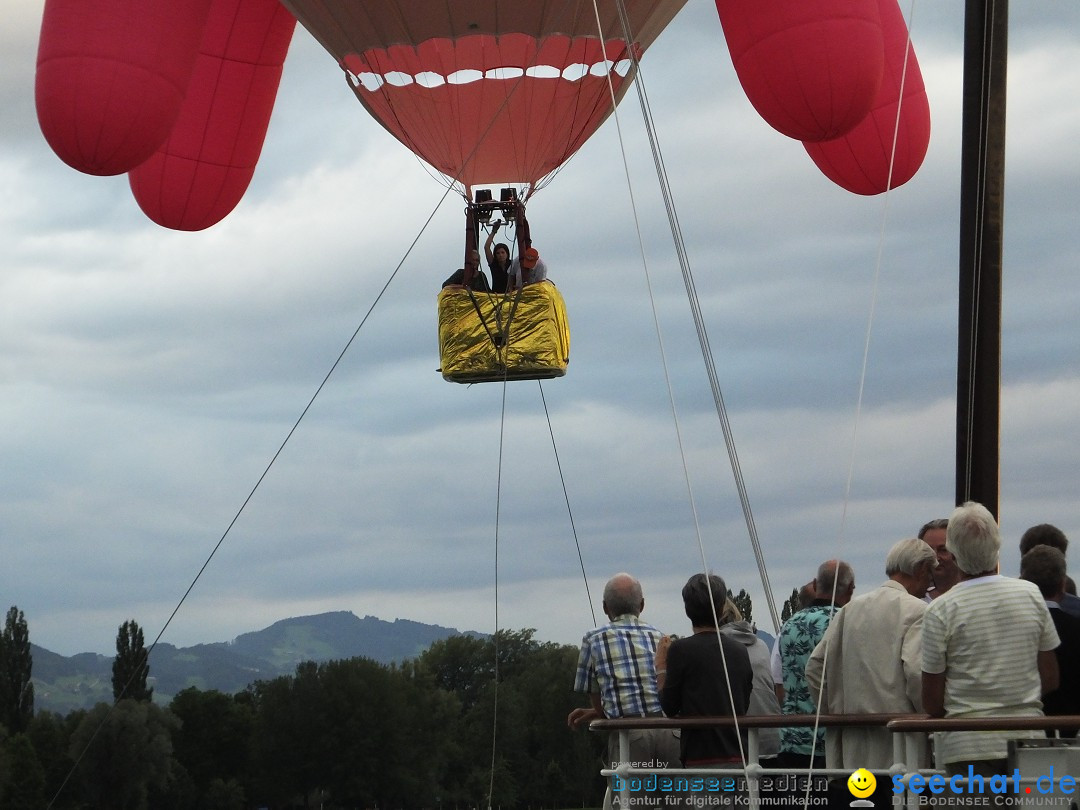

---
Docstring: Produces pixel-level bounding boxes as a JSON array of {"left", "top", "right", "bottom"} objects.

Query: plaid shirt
[{"left": 573, "top": 614, "right": 664, "bottom": 718}]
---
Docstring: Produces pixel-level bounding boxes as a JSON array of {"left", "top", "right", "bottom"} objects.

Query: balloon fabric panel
[
  {"left": 128, "top": 0, "right": 297, "bottom": 231},
  {"left": 714, "top": 0, "right": 885, "bottom": 142},
  {"left": 282, "top": 0, "right": 685, "bottom": 193},
  {"left": 35, "top": 0, "right": 213, "bottom": 176},
  {"left": 344, "top": 35, "right": 638, "bottom": 191},
  {"left": 803, "top": 0, "right": 930, "bottom": 195}
]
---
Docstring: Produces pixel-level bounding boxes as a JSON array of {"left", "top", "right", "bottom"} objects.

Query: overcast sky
[{"left": 3, "top": 2, "right": 1079, "bottom": 658}]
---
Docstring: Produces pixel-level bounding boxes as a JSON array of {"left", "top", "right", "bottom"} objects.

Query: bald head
[
  {"left": 603, "top": 572, "right": 644, "bottom": 619},
  {"left": 815, "top": 559, "right": 855, "bottom": 606}
]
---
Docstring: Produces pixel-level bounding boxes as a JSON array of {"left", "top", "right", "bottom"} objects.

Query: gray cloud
[{"left": 2, "top": 1, "right": 1079, "bottom": 657}]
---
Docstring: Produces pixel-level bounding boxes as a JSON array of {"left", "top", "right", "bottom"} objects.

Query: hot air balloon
[
  {"left": 270, "top": 1, "right": 688, "bottom": 382},
  {"left": 275, "top": 1, "right": 688, "bottom": 200}
]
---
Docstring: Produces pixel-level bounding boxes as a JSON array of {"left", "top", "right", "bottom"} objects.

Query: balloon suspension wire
[
  {"left": 604, "top": 0, "right": 780, "bottom": 638},
  {"left": 804, "top": 4, "right": 919, "bottom": 805},
  {"left": 539, "top": 380, "right": 598, "bottom": 627},
  {"left": 46, "top": 180, "right": 459, "bottom": 810},
  {"left": 591, "top": 0, "right": 749, "bottom": 772},
  {"left": 487, "top": 376, "right": 510, "bottom": 810}
]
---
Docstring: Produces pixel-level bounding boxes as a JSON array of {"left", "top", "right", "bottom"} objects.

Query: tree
[
  {"left": 0, "top": 606, "right": 34, "bottom": 733},
  {"left": 727, "top": 588, "right": 753, "bottom": 623},
  {"left": 168, "top": 688, "right": 253, "bottom": 803},
  {"left": 249, "top": 662, "right": 325, "bottom": 808},
  {"left": 113, "top": 620, "right": 152, "bottom": 703},
  {"left": 1, "top": 733, "right": 47, "bottom": 809},
  {"left": 68, "top": 700, "right": 178, "bottom": 810},
  {"left": 780, "top": 587, "right": 802, "bottom": 622}
]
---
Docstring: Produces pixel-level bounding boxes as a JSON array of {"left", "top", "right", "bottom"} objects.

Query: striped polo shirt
[{"left": 922, "top": 574, "right": 1060, "bottom": 764}]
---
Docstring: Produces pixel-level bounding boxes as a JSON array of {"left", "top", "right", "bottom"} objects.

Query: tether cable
[
  {"left": 47, "top": 179, "right": 459, "bottom": 810},
  {"left": 487, "top": 376, "right": 510, "bottom": 810},
  {"left": 804, "top": 4, "right": 921, "bottom": 807},
  {"left": 589, "top": 0, "right": 750, "bottom": 772},
  {"left": 538, "top": 380, "right": 598, "bottom": 627},
  {"left": 607, "top": 0, "right": 780, "bottom": 635}
]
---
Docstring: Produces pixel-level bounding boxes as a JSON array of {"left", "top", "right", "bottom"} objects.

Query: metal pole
[{"left": 956, "top": 0, "right": 1008, "bottom": 518}]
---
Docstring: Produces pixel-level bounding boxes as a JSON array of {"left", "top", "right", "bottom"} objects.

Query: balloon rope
[
  {"left": 603, "top": 0, "right": 782, "bottom": 636},
  {"left": 487, "top": 377, "right": 509, "bottom": 810},
  {"left": 596, "top": 3, "right": 747, "bottom": 777},
  {"left": 538, "top": 381, "right": 598, "bottom": 627},
  {"left": 802, "top": 4, "right": 921, "bottom": 806},
  {"left": 46, "top": 181, "right": 459, "bottom": 810}
]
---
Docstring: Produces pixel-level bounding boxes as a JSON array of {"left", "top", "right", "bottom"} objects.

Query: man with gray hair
[
  {"left": 568, "top": 573, "right": 679, "bottom": 808},
  {"left": 805, "top": 538, "right": 936, "bottom": 783},
  {"left": 922, "top": 502, "right": 1060, "bottom": 781}
]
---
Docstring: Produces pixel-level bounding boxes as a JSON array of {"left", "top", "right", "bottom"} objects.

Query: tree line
[{"left": 0, "top": 610, "right": 605, "bottom": 810}]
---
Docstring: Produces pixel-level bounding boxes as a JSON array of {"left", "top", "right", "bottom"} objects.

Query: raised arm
[{"left": 484, "top": 220, "right": 502, "bottom": 265}]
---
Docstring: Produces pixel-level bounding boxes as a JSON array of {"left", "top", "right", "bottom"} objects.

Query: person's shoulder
[
  {"left": 1053, "top": 607, "right": 1080, "bottom": 630},
  {"left": 581, "top": 621, "right": 618, "bottom": 642},
  {"left": 888, "top": 584, "right": 928, "bottom": 611},
  {"left": 784, "top": 604, "right": 832, "bottom": 633},
  {"left": 924, "top": 589, "right": 953, "bottom": 618},
  {"left": 951, "top": 575, "right": 1043, "bottom": 609},
  {"left": 999, "top": 575, "right": 1046, "bottom": 601},
  {"left": 615, "top": 614, "right": 661, "bottom": 635},
  {"left": 807, "top": 602, "right": 839, "bottom": 620},
  {"left": 1059, "top": 592, "right": 1080, "bottom": 618},
  {"left": 1052, "top": 609, "right": 1080, "bottom": 647},
  {"left": 898, "top": 592, "right": 929, "bottom": 615},
  {"left": 720, "top": 631, "right": 752, "bottom": 658},
  {"left": 668, "top": 633, "right": 693, "bottom": 650}
]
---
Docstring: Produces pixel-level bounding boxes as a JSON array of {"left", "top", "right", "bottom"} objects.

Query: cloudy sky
[{"left": 3, "top": 2, "right": 1079, "bottom": 659}]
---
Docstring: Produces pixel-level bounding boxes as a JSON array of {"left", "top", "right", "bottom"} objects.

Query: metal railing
[{"left": 589, "top": 714, "right": 1080, "bottom": 809}]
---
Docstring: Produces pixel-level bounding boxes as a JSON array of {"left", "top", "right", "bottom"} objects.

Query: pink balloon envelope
[
  {"left": 129, "top": 0, "right": 296, "bottom": 231},
  {"left": 715, "top": 0, "right": 885, "bottom": 142},
  {"left": 803, "top": 0, "right": 931, "bottom": 195},
  {"left": 35, "top": 0, "right": 212, "bottom": 176}
]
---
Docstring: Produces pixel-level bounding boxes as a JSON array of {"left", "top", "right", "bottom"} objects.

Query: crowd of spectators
[{"left": 567, "top": 504, "right": 1078, "bottom": 807}]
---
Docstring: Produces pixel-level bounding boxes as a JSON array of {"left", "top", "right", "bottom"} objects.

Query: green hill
[{"left": 31, "top": 611, "right": 480, "bottom": 713}]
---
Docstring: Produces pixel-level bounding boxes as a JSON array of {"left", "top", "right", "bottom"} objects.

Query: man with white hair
[
  {"left": 805, "top": 538, "right": 936, "bottom": 783},
  {"left": 921, "top": 502, "right": 1060, "bottom": 782}
]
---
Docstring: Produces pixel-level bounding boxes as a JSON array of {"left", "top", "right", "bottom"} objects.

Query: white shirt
[
  {"left": 921, "top": 574, "right": 1059, "bottom": 765},
  {"left": 805, "top": 579, "right": 928, "bottom": 769},
  {"left": 509, "top": 256, "right": 548, "bottom": 289}
]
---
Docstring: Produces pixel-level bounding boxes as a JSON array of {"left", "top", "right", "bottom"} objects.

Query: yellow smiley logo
[{"left": 848, "top": 768, "right": 876, "bottom": 799}]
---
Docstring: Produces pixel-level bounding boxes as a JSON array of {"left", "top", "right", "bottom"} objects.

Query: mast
[{"left": 956, "top": 0, "right": 1008, "bottom": 518}]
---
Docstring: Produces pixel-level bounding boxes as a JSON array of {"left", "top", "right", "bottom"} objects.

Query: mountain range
[{"left": 31, "top": 611, "right": 481, "bottom": 714}]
